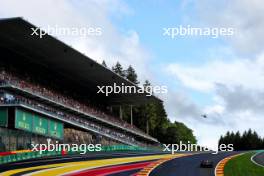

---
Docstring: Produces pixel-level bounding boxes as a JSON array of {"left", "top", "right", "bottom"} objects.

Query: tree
[
  {"left": 142, "top": 80, "right": 155, "bottom": 134},
  {"left": 164, "top": 124, "right": 180, "bottom": 144},
  {"left": 159, "top": 122, "right": 197, "bottom": 144},
  {"left": 132, "top": 80, "right": 196, "bottom": 144},
  {"left": 219, "top": 129, "right": 264, "bottom": 151},
  {"left": 234, "top": 131, "right": 241, "bottom": 150},
  {"left": 102, "top": 60, "right": 107, "bottom": 67},
  {"left": 125, "top": 65, "right": 139, "bottom": 85},
  {"left": 218, "top": 135, "right": 224, "bottom": 150},
  {"left": 174, "top": 121, "right": 197, "bottom": 144},
  {"left": 112, "top": 62, "right": 125, "bottom": 77}
]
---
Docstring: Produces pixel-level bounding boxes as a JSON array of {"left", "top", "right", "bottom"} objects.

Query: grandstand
[{"left": 0, "top": 17, "right": 161, "bottom": 152}]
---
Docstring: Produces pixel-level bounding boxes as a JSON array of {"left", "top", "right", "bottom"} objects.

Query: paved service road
[{"left": 150, "top": 152, "right": 240, "bottom": 176}]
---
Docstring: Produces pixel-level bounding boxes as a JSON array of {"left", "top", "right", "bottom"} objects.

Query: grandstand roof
[{"left": 0, "top": 17, "right": 162, "bottom": 105}]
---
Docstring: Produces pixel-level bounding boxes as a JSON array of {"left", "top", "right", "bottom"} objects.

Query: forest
[{"left": 219, "top": 129, "right": 264, "bottom": 150}]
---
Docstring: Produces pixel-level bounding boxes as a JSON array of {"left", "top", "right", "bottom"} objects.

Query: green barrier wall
[
  {"left": 49, "top": 120, "right": 63, "bottom": 139},
  {"left": 33, "top": 114, "right": 48, "bottom": 135},
  {"left": 15, "top": 109, "right": 33, "bottom": 132},
  {"left": 15, "top": 108, "right": 64, "bottom": 139}
]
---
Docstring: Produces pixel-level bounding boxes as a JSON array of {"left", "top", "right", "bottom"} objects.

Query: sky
[{"left": 1, "top": 0, "right": 264, "bottom": 150}]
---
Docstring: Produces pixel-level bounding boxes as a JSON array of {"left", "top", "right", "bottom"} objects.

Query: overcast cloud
[{"left": 196, "top": 0, "right": 264, "bottom": 56}]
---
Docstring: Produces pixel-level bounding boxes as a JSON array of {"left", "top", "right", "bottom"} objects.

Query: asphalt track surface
[
  {"left": 150, "top": 151, "right": 240, "bottom": 176},
  {"left": 0, "top": 151, "right": 240, "bottom": 176},
  {"left": 0, "top": 151, "right": 165, "bottom": 172},
  {"left": 0, "top": 151, "right": 176, "bottom": 176},
  {"left": 253, "top": 151, "right": 264, "bottom": 167}
]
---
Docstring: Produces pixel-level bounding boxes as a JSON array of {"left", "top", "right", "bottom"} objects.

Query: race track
[
  {"left": 150, "top": 152, "right": 240, "bottom": 176},
  {"left": 0, "top": 151, "right": 241, "bottom": 176},
  {"left": 0, "top": 151, "right": 184, "bottom": 176}
]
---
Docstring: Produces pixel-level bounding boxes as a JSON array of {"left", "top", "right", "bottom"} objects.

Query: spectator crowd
[{"left": 0, "top": 69, "right": 153, "bottom": 146}]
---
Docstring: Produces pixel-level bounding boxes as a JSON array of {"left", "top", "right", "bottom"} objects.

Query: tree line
[
  {"left": 102, "top": 60, "right": 197, "bottom": 144},
  {"left": 219, "top": 129, "right": 264, "bottom": 150}
]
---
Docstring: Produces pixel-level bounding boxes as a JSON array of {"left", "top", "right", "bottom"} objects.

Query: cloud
[
  {"left": 165, "top": 52, "right": 264, "bottom": 149},
  {"left": 166, "top": 53, "right": 264, "bottom": 92},
  {"left": 196, "top": 0, "right": 264, "bottom": 56},
  {"left": 162, "top": 91, "right": 201, "bottom": 120},
  {"left": 216, "top": 84, "right": 264, "bottom": 114},
  {"left": 166, "top": 0, "right": 264, "bottom": 148}
]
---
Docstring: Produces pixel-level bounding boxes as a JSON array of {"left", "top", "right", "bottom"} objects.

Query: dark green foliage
[
  {"left": 125, "top": 65, "right": 139, "bottom": 85},
  {"left": 159, "top": 122, "right": 197, "bottom": 144},
  {"left": 112, "top": 62, "right": 125, "bottom": 77},
  {"left": 102, "top": 60, "right": 107, "bottom": 67},
  {"left": 219, "top": 129, "right": 264, "bottom": 150}
]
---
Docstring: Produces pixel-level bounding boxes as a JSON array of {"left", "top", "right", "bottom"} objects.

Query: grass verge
[{"left": 224, "top": 152, "right": 264, "bottom": 176}]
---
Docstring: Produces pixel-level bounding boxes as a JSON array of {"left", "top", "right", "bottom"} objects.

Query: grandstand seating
[
  {"left": 0, "top": 69, "right": 157, "bottom": 149},
  {"left": 0, "top": 69, "right": 151, "bottom": 138}
]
